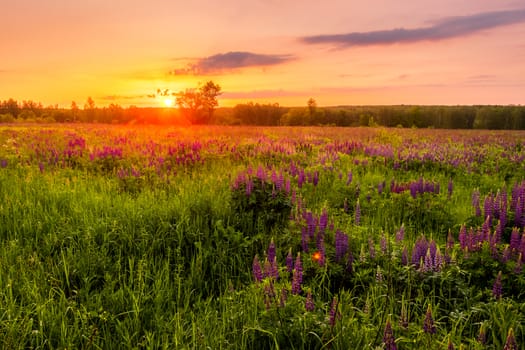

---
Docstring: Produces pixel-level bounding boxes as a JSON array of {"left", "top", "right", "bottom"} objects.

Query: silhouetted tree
[{"left": 176, "top": 81, "right": 221, "bottom": 124}]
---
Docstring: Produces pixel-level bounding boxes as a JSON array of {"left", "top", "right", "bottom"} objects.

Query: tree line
[{"left": 2, "top": 91, "right": 525, "bottom": 129}]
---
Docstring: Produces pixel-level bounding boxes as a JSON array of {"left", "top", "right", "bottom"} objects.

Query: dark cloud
[
  {"left": 170, "top": 51, "right": 294, "bottom": 75},
  {"left": 302, "top": 9, "right": 525, "bottom": 47}
]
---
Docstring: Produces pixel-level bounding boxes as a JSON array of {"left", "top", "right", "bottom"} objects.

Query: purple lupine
[
  {"left": 422, "top": 249, "right": 433, "bottom": 272},
  {"left": 285, "top": 249, "right": 294, "bottom": 273},
  {"left": 395, "top": 225, "right": 405, "bottom": 242},
  {"left": 335, "top": 229, "right": 349, "bottom": 262},
  {"left": 458, "top": 225, "right": 467, "bottom": 250},
  {"left": 329, "top": 297, "right": 340, "bottom": 327},
  {"left": 503, "top": 328, "right": 518, "bottom": 350},
  {"left": 301, "top": 226, "right": 309, "bottom": 253},
  {"left": 305, "top": 289, "right": 315, "bottom": 311},
  {"left": 312, "top": 170, "right": 319, "bottom": 186},
  {"left": 267, "top": 239, "right": 276, "bottom": 264},
  {"left": 434, "top": 246, "right": 444, "bottom": 271},
  {"left": 245, "top": 178, "right": 253, "bottom": 196},
  {"left": 510, "top": 228, "right": 521, "bottom": 251},
  {"left": 383, "top": 319, "right": 397, "bottom": 350},
  {"left": 380, "top": 233, "right": 388, "bottom": 255},
  {"left": 343, "top": 198, "right": 349, "bottom": 213},
  {"left": 376, "top": 265, "right": 383, "bottom": 283},
  {"left": 252, "top": 255, "right": 263, "bottom": 283},
  {"left": 270, "top": 257, "right": 279, "bottom": 280},
  {"left": 0, "top": 159, "right": 7, "bottom": 168},
  {"left": 447, "top": 178, "right": 453, "bottom": 199},
  {"left": 521, "top": 233, "right": 525, "bottom": 257},
  {"left": 423, "top": 304, "right": 436, "bottom": 334},
  {"left": 355, "top": 200, "right": 361, "bottom": 225},
  {"left": 346, "top": 250, "right": 354, "bottom": 273},
  {"left": 401, "top": 246, "right": 409, "bottom": 266},
  {"left": 368, "top": 238, "right": 376, "bottom": 259},
  {"left": 279, "top": 288, "right": 287, "bottom": 308},
  {"left": 291, "top": 253, "right": 303, "bottom": 295},
  {"left": 492, "top": 271, "right": 503, "bottom": 300},
  {"left": 412, "top": 235, "right": 429, "bottom": 266},
  {"left": 346, "top": 170, "right": 353, "bottom": 185},
  {"left": 484, "top": 193, "right": 494, "bottom": 226}
]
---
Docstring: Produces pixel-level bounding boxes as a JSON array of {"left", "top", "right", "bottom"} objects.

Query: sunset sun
[{"left": 163, "top": 98, "right": 174, "bottom": 107}]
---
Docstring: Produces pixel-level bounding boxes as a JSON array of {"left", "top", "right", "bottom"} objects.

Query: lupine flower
[
  {"left": 252, "top": 255, "right": 263, "bottom": 283},
  {"left": 503, "top": 328, "right": 518, "bottom": 350},
  {"left": 395, "top": 225, "right": 405, "bottom": 242},
  {"left": 423, "top": 304, "right": 436, "bottom": 334},
  {"left": 484, "top": 194, "right": 494, "bottom": 225},
  {"left": 335, "top": 229, "right": 349, "bottom": 262},
  {"left": 382, "top": 319, "right": 397, "bottom": 350},
  {"left": 346, "top": 250, "right": 354, "bottom": 273},
  {"left": 458, "top": 225, "right": 467, "bottom": 250},
  {"left": 401, "top": 246, "right": 408, "bottom": 266},
  {"left": 446, "top": 229, "right": 455, "bottom": 250},
  {"left": 448, "top": 178, "right": 453, "bottom": 199},
  {"left": 380, "top": 232, "right": 387, "bottom": 255},
  {"left": 267, "top": 239, "right": 276, "bottom": 264},
  {"left": 368, "top": 238, "right": 376, "bottom": 259},
  {"left": 279, "top": 288, "right": 287, "bottom": 308},
  {"left": 492, "top": 271, "right": 503, "bottom": 300},
  {"left": 305, "top": 289, "right": 315, "bottom": 311},
  {"left": 510, "top": 228, "right": 521, "bottom": 251},
  {"left": 343, "top": 198, "right": 349, "bottom": 213},
  {"left": 329, "top": 297, "right": 340, "bottom": 327},
  {"left": 285, "top": 248, "right": 294, "bottom": 273},
  {"left": 376, "top": 265, "right": 383, "bottom": 283},
  {"left": 291, "top": 253, "right": 303, "bottom": 295},
  {"left": 423, "top": 248, "right": 433, "bottom": 272},
  {"left": 346, "top": 170, "right": 353, "bottom": 185},
  {"left": 270, "top": 257, "right": 279, "bottom": 280}
]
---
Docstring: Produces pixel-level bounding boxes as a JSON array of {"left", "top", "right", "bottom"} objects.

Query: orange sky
[{"left": 2, "top": 0, "right": 525, "bottom": 108}]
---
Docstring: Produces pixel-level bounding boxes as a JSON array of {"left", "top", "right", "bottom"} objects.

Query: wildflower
[
  {"left": 395, "top": 225, "right": 405, "bottom": 242},
  {"left": 472, "top": 189, "right": 481, "bottom": 216},
  {"left": 510, "top": 228, "right": 520, "bottom": 251},
  {"left": 305, "top": 289, "right": 315, "bottom": 311},
  {"left": 380, "top": 232, "right": 387, "bottom": 255},
  {"left": 346, "top": 170, "right": 352, "bottom": 185},
  {"left": 279, "top": 288, "right": 287, "bottom": 308},
  {"left": 252, "top": 255, "right": 263, "bottom": 283},
  {"left": 329, "top": 296, "right": 340, "bottom": 327},
  {"left": 422, "top": 248, "right": 433, "bottom": 272},
  {"left": 267, "top": 239, "right": 276, "bottom": 264},
  {"left": 291, "top": 253, "right": 303, "bottom": 295},
  {"left": 335, "top": 229, "right": 348, "bottom": 262},
  {"left": 503, "top": 328, "right": 518, "bottom": 350},
  {"left": 448, "top": 178, "right": 453, "bottom": 199},
  {"left": 458, "top": 225, "right": 467, "bottom": 250},
  {"left": 285, "top": 248, "right": 293, "bottom": 273},
  {"left": 375, "top": 265, "right": 383, "bottom": 283},
  {"left": 382, "top": 319, "right": 397, "bottom": 350},
  {"left": 368, "top": 238, "right": 376, "bottom": 259},
  {"left": 401, "top": 246, "right": 409, "bottom": 266},
  {"left": 492, "top": 271, "right": 503, "bottom": 300},
  {"left": 423, "top": 304, "right": 436, "bottom": 334}
]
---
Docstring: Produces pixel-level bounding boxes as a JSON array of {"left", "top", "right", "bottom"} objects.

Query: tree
[
  {"left": 307, "top": 98, "right": 317, "bottom": 116},
  {"left": 176, "top": 81, "right": 221, "bottom": 124},
  {"left": 71, "top": 101, "right": 79, "bottom": 122}
]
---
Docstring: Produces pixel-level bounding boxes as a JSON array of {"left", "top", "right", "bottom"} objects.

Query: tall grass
[{"left": 0, "top": 125, "right": 524, "bottom": 348}]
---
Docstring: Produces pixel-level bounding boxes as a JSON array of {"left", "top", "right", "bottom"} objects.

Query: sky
[{"left": 2, "top": 0, "right": 525, "bottom": 108}]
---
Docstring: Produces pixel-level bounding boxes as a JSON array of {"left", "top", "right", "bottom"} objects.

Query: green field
[{"left": 0, "top": 124, "right": 524, "bottom": 349}]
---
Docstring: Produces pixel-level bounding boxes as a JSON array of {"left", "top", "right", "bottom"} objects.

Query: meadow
[{"left": 0, "top": 124, "right": 524, "bottom": 349}]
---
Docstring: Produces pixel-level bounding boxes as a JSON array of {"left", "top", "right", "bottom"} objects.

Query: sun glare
[{"left": 164, "top": 98, "right": 174, "bottom": 107}]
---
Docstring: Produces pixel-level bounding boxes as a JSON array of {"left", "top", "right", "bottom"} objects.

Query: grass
[{"left": 0, "top": 124, "right": 524, "bottom": 348}]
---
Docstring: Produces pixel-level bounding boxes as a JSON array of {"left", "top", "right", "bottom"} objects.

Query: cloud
[
  {"left": 302, "top": 9, "right": 525, "bottom": 47},
  {"left": 100, "top": 94, "right": 146, "bottom": 101},
  {"left": 170, "top": 51, "right": 294, "bottom": 75}
]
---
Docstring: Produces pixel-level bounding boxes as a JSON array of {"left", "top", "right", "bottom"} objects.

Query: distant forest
[{"left": 1, "top": 98, "right": 525, "bottom": 129}]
